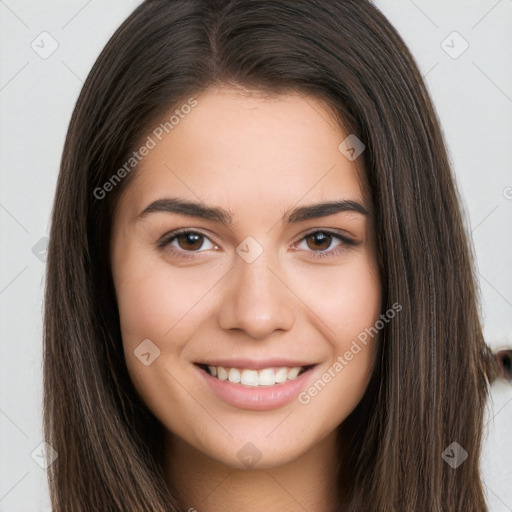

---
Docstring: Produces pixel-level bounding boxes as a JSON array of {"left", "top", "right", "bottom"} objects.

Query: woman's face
[{"left": 111, "top": 87, "right": 381, "bottom": 469}]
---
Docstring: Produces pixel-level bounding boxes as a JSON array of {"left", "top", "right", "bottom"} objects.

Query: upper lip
[{"left": 195, "top": 358, "right": 316, "bottom": 369}]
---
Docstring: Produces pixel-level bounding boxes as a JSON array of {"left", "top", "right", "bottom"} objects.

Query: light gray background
[{"left": 0, "top": 0, "right": 511, "bottom": 510}]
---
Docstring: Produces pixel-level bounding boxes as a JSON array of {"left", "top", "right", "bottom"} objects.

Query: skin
[{"left": 110, "top": 86, "right": 381, "bottom": 512}]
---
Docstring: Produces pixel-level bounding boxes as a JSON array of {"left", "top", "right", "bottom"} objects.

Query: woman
[{"left": 43, "top": 1, "right": 499, "bottom": 510}]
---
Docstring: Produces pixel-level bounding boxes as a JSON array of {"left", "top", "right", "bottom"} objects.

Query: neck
[{"left": 165, "top": 430, "right": 340, "bottom": 512}]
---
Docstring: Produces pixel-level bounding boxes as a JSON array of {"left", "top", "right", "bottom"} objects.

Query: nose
[{"left": 217, "top": 249, "right": 295, "bottom": 340}]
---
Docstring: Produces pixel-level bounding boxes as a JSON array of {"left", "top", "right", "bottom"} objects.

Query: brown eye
[
  {"left": 158, "top": 230, "right": 216, "bottom": 255},
  {"left": 294, "top": 230, "right": 358, "bottom": 259},
  {"left": 175, "top": 232, "right": 204, "bottom": 251},
  {"left": 305, "top": 232, "right": 333, "bottom": 251}
]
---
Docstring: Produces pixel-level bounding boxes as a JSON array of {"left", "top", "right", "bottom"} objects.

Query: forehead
[{"left": 116, "top": 87, "right": 367, "bottom": 222}]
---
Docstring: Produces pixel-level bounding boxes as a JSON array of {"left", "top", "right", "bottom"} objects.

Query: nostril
[{"left": 495, "top": 349, "right": 512, "bottom": 382}]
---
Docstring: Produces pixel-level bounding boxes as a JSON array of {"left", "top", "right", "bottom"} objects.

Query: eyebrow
[{"left": 137, "top": 197, "right": 369, "bottom": 225}]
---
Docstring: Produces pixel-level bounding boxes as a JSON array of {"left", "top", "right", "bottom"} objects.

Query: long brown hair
[{"left": 44, "top": 1, "right": 498, "bottom": 510}]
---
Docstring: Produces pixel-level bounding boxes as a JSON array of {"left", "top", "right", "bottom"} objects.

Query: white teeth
[
  {"left": 275, "top": 367, "right": 288, "bottom": 383},
  {"left": 228, "top": 368, "right": 241, "bottom": 383},
  {"left": 205, "top": 365, "right": 306, "bottom": 386},
  {"left": 241, "top": 369, "right": 259, "bottom": 387},
  {"left": 258, "top": 368, "right": 275, "bottom": 386},
  {"left": 287, "top": 367, "right": 301, "bottom": 380}
]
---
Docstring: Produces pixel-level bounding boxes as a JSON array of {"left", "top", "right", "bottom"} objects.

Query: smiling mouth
[{"left": 196, "top": 364, "right": 315, "bottom": 387}]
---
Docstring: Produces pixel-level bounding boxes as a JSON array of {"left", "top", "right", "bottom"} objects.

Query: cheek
[
  {"left": 112, "top": 251, "right": 223, "bottom": 392},
  {"left": 292, "top": 256, "right": 381, "bottom": 415},
  {"left": 337, "top": 263, "right": 381, "bottom": 341},
  {"left": 115, "top": 265, "right": 173, "bottom": 344},
  {"left": 114, "top": 251, "right": 207, "bottom": 345},
  {"left": 292, "top": 255, "right": 381, "bottom": 339},
  {"left": 330, "top": 261, "right": 381, "bottom": 379},
  {"left": 112, "top": 252, "right": 197, "bottom": 411}
]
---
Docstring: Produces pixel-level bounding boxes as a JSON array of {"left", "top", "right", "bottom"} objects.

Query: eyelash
[{"left": 157, "top": 228, "right": 358, "bottom": 261}]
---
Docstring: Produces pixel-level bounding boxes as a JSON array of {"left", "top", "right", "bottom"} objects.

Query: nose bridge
[
  {"left": 237, "top": 249, "right": 278, "bottom": 299},
  {"left": 217, "top": 236, "right": 295, "bottom": 338}
]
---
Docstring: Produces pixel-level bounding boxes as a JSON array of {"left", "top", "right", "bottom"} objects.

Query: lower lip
[{"left": 195, "top": 365, "right": 317, "bottom": 411}]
